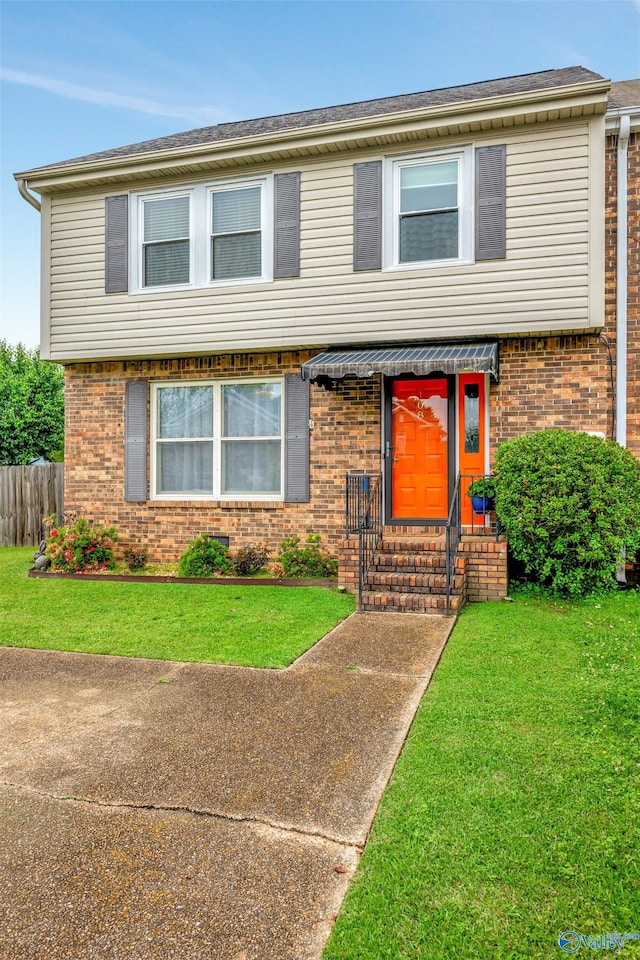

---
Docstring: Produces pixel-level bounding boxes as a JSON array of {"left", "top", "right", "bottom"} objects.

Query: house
[{"left": 15, "top": 66, "right": 637, "bottom": 610}]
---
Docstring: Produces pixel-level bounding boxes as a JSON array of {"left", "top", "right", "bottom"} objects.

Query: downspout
[
  {"left": 614, "top": 115, "right": 631, "bottom": 585},
  {"left": 616, "top": 114, "right": 630, "bottom": 447},
  {"left": 17, "top": 178, "right": 41, "bottom": 212}
]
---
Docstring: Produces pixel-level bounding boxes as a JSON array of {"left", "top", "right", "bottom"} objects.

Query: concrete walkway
[{"left": 0, "top": 613, "right": 453, "bottom": 960}]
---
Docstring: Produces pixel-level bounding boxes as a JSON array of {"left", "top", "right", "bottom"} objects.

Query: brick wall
[
  {"left": 489, "top": 133, "right": 638, "bottom": 459},
  {"left": 460, "top": 537, "right": 509, "bottom": 602},
  {"left": 491, "top": 333, "right": 614, "bottom": 452},
  {"left": 64, "top": 350, "right": 381, "bottom": 562}
]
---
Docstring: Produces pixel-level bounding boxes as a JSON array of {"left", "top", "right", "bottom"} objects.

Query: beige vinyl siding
[{"left": 48, "top": 120, "right": 600, "bottom": 362}]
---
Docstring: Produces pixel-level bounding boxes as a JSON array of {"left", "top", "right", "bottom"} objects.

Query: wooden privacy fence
[{"left": 0, "top": 463, "right": 64, "bottom": 547}]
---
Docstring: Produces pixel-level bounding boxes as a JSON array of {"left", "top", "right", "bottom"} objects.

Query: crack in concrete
[{"left": 0, "top": 778, "right": 362, "bottom": 852}]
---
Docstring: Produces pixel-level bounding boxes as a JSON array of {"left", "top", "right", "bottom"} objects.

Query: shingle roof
[
  {"left": 28, "top": 66, "right": 604, "bottom": 173},
  {"left": 608, "top": 80, "right": 640, "bottom": 109}
]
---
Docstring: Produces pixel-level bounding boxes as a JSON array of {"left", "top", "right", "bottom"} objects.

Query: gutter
[
  {"left": 17, "top": 178, "right": 41, "bottom": 212},
  {"left": 615, "top": 114, "right": 630, "bottom": 447}
]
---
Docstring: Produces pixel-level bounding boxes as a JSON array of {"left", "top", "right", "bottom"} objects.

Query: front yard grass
[
  {"left": 0, "top": 548, "right": 355, "bottom": 667},
  {"left": 324, "top": 591, "right": 640, "bottom": 959}
]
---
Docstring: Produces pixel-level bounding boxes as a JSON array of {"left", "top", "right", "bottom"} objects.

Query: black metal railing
[
  {"left": 445, "top": 474, "right": 462, "bottom": 616},
  {"left": 346, "top": 473, "right": 383, "bottom": 608},
  {"left": 445, "top": 473, "right": 500, "bottom": 615},
  {"left": 460, "top": 473, "right": 500, "bottom": 537}
]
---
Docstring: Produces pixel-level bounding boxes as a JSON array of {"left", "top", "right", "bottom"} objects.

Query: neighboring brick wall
[{"left": 64, "top": 350, "right": 381, "bottom": 562}]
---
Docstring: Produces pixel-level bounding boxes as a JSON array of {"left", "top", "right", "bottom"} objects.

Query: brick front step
[
  {"left": 373, "top": 553, "right": 465, "bottom": 574},
  {"left": 383, "top": 525, "right": 445, "bottom": 537},
  {"left": 380, "top": 537, "right": 446, "bottom": 554},
  {"left": 366, "top": 571, "right": 464, "bottom": 595},
  {"left": 360, "top": 590, "right": 462, "bottom": 613}
]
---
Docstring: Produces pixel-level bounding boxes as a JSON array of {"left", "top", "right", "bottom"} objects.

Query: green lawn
[
  {"left": 324, "top": 591, "right": 640, "bottom": 959},
  {"left": 0, "top": 547, "right": 355, "bottom": 667}
]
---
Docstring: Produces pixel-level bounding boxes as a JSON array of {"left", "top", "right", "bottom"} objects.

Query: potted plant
[{"left": 467, "top": 476, "right": 496, "bottom": 514}]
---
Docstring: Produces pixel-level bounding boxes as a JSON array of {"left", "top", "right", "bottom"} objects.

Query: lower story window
[{"left": 153, "top": 379, "right": 283, "bottom": 499}]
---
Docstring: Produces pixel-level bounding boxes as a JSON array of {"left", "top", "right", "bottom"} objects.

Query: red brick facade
[{"left": 64, "top": 350, "right": 381, "bottom": 562}]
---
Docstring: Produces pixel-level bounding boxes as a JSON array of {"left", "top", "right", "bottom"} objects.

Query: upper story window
[
  {"left": 142, "top": 194, "right": 191, "bottom": 287},
  {"left": 211, "top": 185, "right": 262, "bottom": 281},
  {"left": 131, "top": 176, "right": 272, "bottom": 293},
  {"left": 384, "top": 146, "right": 473, "bottom": 270}
]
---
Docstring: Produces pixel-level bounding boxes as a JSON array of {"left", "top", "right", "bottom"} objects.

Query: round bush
[
  {"left": 178, "top": 534, "right": 232, "bottom": 577},
  {"left": 494, "top": 430, "right": 640, "bottom": 596}
]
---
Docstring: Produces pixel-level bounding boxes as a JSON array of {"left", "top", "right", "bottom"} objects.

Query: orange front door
[{"left": 391, "top": 378, "right": 449, "bottom": 519}]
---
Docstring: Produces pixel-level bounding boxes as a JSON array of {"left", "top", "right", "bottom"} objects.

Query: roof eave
[
  {"left": 16, "top": 78, "right": 610, "bottom": 193},
  {"left": 606, "top": 105, "right": 640, "bottom": 133}
]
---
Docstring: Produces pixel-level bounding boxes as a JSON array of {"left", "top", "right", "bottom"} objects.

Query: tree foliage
[
  {"left": 0, "top": 341, "right": 64, "bottom": 464},
  {"left": 494, "top": 429, "right": 640, "bottom": 596}
]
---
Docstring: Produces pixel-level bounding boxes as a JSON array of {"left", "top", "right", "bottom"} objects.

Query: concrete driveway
[{"left": 0, "top": 613, "right": 452, "bottom": 960}]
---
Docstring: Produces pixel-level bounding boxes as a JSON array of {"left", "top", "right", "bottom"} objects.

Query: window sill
[
  {"left": 130, "top": 275, "right": 273, "bottom": 295},
  {"left": 149, "top": 499, "right": 285, "bottom": 510},
  {"left": 382, "top": 257, "right": 474, "bottom": 272}
]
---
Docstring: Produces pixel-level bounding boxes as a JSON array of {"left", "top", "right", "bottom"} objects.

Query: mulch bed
[{"left": 28, "top": 569, "right": 338, "bottom": 588}]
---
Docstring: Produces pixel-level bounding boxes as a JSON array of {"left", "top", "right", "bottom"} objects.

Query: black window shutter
[
  {"left": 284, "top": 373, "right": 310, "bottom": 503},
  {"left": 274, "top": 172, "right": 300, "bottom": 278},
  {"left": 105, "top": 195, "right": 129, "bottom": 293},
  {"left": 353, "top": 161, "right": 382, "bottom": 271},
  {"left": 124, "top": 380, "right": 147, "bottom": 502},
  {"left": 475, "top": 145, "right": 506, "bottom": 261}
]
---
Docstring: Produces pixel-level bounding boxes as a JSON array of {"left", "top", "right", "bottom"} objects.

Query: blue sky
[{"left": 1, "top": 0, "right": 639, "bottom": 350}]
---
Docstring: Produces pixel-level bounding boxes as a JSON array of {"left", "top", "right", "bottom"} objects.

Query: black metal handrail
[
  {"left": 346, "top": 473, "right": 383, "bottom": 608},
  {"left": 446, "top": 472, "right": 500, "bottom": 615},
  {"left": 460, "top": 473, "right": 500, "bottom": 537},
  {"left": 445, "top": 474, "right": 462, "bottom": 616}
]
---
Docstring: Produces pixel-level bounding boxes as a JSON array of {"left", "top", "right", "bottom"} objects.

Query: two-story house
[{"left": 17, "top": 66, "right": 633, "bottom": 609}]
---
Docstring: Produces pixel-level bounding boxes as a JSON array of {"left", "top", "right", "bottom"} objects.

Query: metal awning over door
[{"left": 301, "top": 342, "right": 499, "bottom": 383}]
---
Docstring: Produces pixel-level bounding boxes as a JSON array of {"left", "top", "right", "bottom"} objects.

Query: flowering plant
[{"left": 44, "top": 515, "right": 118, "bottom": 573}]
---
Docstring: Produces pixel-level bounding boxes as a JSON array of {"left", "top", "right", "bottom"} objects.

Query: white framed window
[
  {"left": 384, "top": 146, "right": 473, "bottom": 270},
  {"left": 131, "top": 176, "right": 272, "bottom": 293},
  {"left": 141, "top": 192, "right": 192, "bottom": 287},
  {"left": 209, "top": 183, "right": 263, "bottom": 282},
  {"left": 151, "top": 378, "right": 283, "bottom": 500}
]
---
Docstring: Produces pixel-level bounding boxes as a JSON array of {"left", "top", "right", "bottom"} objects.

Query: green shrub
[
  {"left": 178, "top": 534, "right": 233, "bottom": 577},
  {"left": 233, "top": 544, "right": 270, "bottom": 576},
  {"left": 275, "top": 533, "right": 338, "bottom": 578},
  {"left": 45, "top": 516, "right": 118, "bottom": 573},
  {"left": 494, "top": 429, "right": 640, "bottom": 596},
  {"left": 123, "top": 546, "right": 148, "bottom": 572}
]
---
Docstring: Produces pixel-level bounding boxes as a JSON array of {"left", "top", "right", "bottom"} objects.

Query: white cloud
[{"left": 0, "top": 67, "right": 223, "bottom": 125}]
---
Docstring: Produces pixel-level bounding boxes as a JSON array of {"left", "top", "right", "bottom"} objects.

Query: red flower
[{"left": 51, "top": 528, "right": 58, "bottom": 537}]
